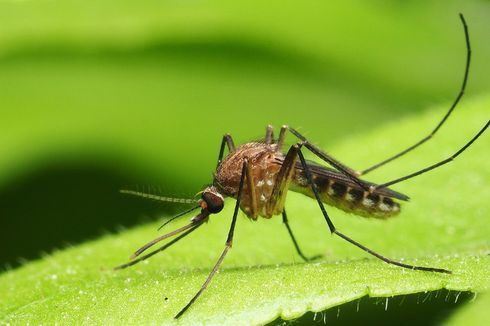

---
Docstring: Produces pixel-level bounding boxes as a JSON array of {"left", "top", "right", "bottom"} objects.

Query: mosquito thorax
[{"left": 200, "top": 187, "right": 225, "bottom": 214}]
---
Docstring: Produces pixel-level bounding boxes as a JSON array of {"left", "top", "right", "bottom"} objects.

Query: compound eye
[{"left": 202, "top": 191, "right": 224, "bottom": 214}]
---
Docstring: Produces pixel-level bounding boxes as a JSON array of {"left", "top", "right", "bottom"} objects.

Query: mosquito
[{"left": 115, "top": 14, "right": 489, "bottom": 319}]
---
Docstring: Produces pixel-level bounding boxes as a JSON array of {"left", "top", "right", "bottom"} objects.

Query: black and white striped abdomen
[{"left": 290, "top": 169, "right": 403, "bottom": 219}]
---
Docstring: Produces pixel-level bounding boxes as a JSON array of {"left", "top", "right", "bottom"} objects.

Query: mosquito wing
[
  {"left": 282, "top": 159, "right": 408, "bottom": 218},
  {"left": 299, "top": 160, "right": 409, "bottom": 201}
]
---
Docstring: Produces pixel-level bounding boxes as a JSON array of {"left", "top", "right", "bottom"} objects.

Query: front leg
[
  {"left": 268, "top": 144, "right": 321, "bottom": 262},
  {"left": 216, "top": 134, "right": 236, "bottom": 168},
  {"left": 265, "top": 124, "right": 275, "bottom": 144},
  {"left": 175, "top": 159, "right": 249, "bottom": 318}
]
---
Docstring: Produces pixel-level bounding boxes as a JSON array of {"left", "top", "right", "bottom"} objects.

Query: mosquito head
[{"left": 200, "top": 186, "right": 224, "bottom": 214}]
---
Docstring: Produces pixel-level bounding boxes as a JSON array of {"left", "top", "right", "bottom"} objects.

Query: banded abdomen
[{"left": 290, "top": 161, "right": 408, "bottom": 218}]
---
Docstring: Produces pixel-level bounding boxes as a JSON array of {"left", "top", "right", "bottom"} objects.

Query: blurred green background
[{"left": 0, "top": 0, "right": 489, "bottom": 269}]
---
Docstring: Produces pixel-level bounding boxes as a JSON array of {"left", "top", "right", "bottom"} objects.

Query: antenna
[{"left": 119, "top": 189, "right": 198, "bottom": 204}]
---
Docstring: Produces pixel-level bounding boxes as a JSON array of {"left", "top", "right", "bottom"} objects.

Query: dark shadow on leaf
[
  {"left": 0, "top": 162, "right": 193, "bottom": 269},
  {"left": 269, "top": 289, "right": 474, "bottom": 326}
]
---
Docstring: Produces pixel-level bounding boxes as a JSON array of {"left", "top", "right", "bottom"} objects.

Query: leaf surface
[{"left": 1, "top": 96, "right": 488, "bottom": 325}]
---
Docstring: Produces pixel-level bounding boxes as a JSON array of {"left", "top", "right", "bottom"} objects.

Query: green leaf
[
  {"left": 1, "top": 1, "right": 490, "bottom": 324},
  {"left": 1, "top": 95, "right": 488, "bottom": 324}
]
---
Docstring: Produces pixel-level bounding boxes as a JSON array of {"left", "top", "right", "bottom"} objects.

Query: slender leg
[
  {"left": 114, "top": 223, "right": 204, "bottom": 270},
  {"left": 360, "top": 14, "right": 471, "bottom": 176},
  {"left": 282, "top": 210, "right": 322, "bottom": 262},
  {"left": 265, "top": 125, "right": 275, "bottom": 144},
  {"left": 245, "top": 161, "right": 258, "bottom": 217},
  {"left": 372, "top": 121, "right": 489, "bottom": 191},
  {"left": 265, "top": 144, "right": 321, "bottom": 261},
  {"left": 276, "top": 125, "right": 288, "bottom": 151},
  {"left": 288, "top": 116, "right": 488, "bottom": 196},
  {"left": 287, "top": 15, "right": 480, "bottom": 191},
  {"left": 174, "top": 159, "right": 248, "bottom": 319},
  {"left": 295, "top": 143, "right": 451, "bottom": 274},
  {"left": 217, "top": 134, "right": 236, "bottom": 168},
  {"left": 266, "top": 143, "right": 299, "bottom": 214}
]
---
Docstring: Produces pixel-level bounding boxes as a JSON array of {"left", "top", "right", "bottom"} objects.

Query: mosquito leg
[
  {"left": 282, "top": 210, "right": 322, "bottom": 262},
  {"left": 287, "top": 127, "right": 368, "bottom": 191},
  {"left": 372, "top": 121, "right": 489, "bottom": 191},
  {"left": 276, "top": 125, "right": 287, "bottom": 151},
  {"left": 266, "top": 141, "right": 299, "bottom": 215},
  {"left": 217, "top": 134, "right": 236, "bottom": 168},
  {"left": 268, "top": 144, "right": 321, "bottom": 261},
  {"left": 360, "top": 14, "right": 471, "bottom": 176},
  {"left": 296, "top": 143, "right": 451, "bottom": 274},
  {"left": 114, "top": 223, "right": 204, "bottom": 270},
  {"left": 245, "top": 160, "right": 258, "bottom": 218},
  {"left": 265, "top": 125, "right": 275, "bottom": 144},
  {"left": 174, "top": 159, "right": 248, "bottom": 319}
]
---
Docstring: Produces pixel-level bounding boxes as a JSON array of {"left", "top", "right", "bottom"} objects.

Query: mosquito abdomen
[{"left": 290, "top": 172, "right": 401, "bottom": 218}]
